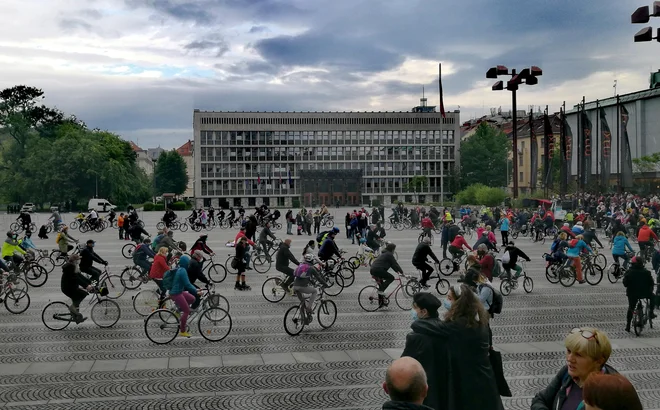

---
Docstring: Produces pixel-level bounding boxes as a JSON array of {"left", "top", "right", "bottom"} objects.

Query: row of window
[
  {"left": 198, "top": 116, "right": 455, "bottom": 126},
  {"left": 198, "top": 130, "right": 456, "bottom": 146}
]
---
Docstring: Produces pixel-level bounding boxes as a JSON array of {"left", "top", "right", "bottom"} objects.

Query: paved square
[{"left": 1, "top": 209, "right": 659, "bottom": 409}]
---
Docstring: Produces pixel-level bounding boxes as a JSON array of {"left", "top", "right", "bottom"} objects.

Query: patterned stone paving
[{"left": 1, "top": 209, "right": 659, "bottom": 409}]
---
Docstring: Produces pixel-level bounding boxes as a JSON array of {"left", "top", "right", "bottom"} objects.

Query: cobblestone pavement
[{"left": 1, "top": 210, "right": 659, "bottom": 409}]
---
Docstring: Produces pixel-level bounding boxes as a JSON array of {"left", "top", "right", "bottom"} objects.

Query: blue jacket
[
  {"left": 611, "top": 236, "right": 633, "bottom": 256},
  {"left": 566, "top": 239, "right": 592, "bottom": 258},
  {"left": 499, "top": 218, "right": 510, "bottom": 232},
  {"left": 170, "top": 256, "right": 198, "bottom": 296}
]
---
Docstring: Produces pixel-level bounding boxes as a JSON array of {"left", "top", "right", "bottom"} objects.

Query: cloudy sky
[{"left": 0, "top": 0, "right": 656, "bottom": 148}]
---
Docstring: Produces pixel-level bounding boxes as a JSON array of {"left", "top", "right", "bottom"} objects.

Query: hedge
[
  {"left": 143, "top": 202, "right": 154, "bottom": 211},
  {"left": 455, "top": 184, "right": 506, "bottom": 207},
  {"left": 154, "top": 204, "right": 165, "bottom": 211},
  {"left": 171, "top": 201, "right": 187, "bottom": 211}
]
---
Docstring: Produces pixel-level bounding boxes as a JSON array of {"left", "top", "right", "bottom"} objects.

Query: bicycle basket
[
  {"left": 208, "top": 293, "right": 221, "bottom": 308},
  {"left": 97, "top": 286, "right": 109, "bottom": 297}
]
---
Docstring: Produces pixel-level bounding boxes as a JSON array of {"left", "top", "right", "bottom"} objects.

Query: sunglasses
[{"left": 570, "top": 328, "right": 600, "bottom": 345}]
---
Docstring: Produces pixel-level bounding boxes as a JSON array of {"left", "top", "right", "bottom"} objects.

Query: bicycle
[
  {"left": 557, "top": 253, "right": 603, "bottom": 287},
  {"left": 606, "top": 251, "right": 635, "bottom": 283},
  {"left": 120, "top": 264, "right": 151, "bottom": 290},
  {"left": 543, "top": 253, "right": 564, "bottom": 284},
  {"left": 591, "top": 247, "right": 608, "bottom": 270},
  {"left": 417, "top": 230, "right": 434, "bottom": 244},
  {"left": 284, "top": 285, "right": 337, "bottom": 336},
  {"left": 42, "top": 285, "right": 121, "bottom": 330},
  {"left": 438, "top": 251, "right": 469, "bottom": 276},
  {"left": 10, "top": 219, "right": 37, "bottom": 234},
  {"left": 347, "top": 248, "right": 377, "bottom": 269},
  {"left": 95, "top": 266, "right": 126, "bottom": 299},
  {"left": 499, "top": 260, "right": 533, "bottom": 296},
  {"left": 358, "top": 272, "right": 417, "bottom": 312},
  {"left": 0, "top": 272, "right": 31, "bottom": 314},
  {"left": 632, "top": 298, "right": 653, "bottom": 336},
  {"left": 261, "top": 272, "right": 291, "bottom": 303},
  {"left": 406, "top": 263, "right": 450, "bottom": 296},
  {"left": 320, "top": 214, "right": 335, "bottom": 228},
  {"left": 144, "top": 285, "right": 232, "bottom": 344},
  {"left": 5, "top": 258, "right": 49, "bottom": 288}
]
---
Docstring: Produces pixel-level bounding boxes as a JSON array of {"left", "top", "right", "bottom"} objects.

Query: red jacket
[
  {"left": 149, "top": 254, "right": 169, "bottom": 279},
  {"left": 561, "top": 226, "right": 576, "bottom": 239},
  {"left": 450, "top": 236, "right": 472, "bottom": 250},
  {"left": 637, "top": 225, "right": 658, "bottom": 243},
  {"left": 479, "top": 253, "right": 494, "bottom": 281},
  {"left": 234, "top": 231, "right": 256, "bottom": 246},
  {"left": 421, "top": 217, "right": 434, "bottom": 229}
]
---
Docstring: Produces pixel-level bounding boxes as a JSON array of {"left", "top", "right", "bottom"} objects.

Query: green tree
[
  {"left": 459, "top": 123, "right": 510, "bottom": 188},
  {"left": 154, "top": 150, "right": 188, "bottom": 195},
  {"left": 405, "top": 176, "right": 428, "bottom": 192}
]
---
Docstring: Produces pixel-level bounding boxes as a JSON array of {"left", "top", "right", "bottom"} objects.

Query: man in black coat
[
  {"left": 412, "top": 237, "right": 440, "bottom": 288},
  {"left": 276, "top": 239, "right": 299, "bottom": 291},
  {"left": 188, "top": 250, "right": 211, "bottom": 309},
  {"left": 80, "top": 240, "right": 107, "bottom": 282},
  {"left": 623, "top": 256, "right": 656, "bottom": 332},
  {"left": 382, "top": 357, "right": 433, "bottom": 410}
]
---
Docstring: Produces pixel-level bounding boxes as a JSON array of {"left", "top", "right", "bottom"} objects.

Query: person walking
[
  {"left": 499, "top": 215, "right": 510, "bottom": 246},
  {"left": 285, "top": 210, "right": 293, "bottom": 235}
]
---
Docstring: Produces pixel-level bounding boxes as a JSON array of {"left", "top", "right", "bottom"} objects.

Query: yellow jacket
[{"left": 2, "top": 239, "right": 26, "bottom": 259}]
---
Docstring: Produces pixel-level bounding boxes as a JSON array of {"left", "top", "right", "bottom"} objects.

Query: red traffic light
[
  {"left": 634, "top": 26, "right": 654, "bottom": 42},
  {"left": 492, "top": 81, "right": 504, "bottom": 91},
  {"left": 632, "top": 5, "right": 650, "bottom": 23}
]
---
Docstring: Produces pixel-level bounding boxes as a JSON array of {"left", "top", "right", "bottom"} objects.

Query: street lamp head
[
  {"left": 486, "top": 67, "right": 498, "bottom": 79},
  {"left": 492, "top": 81, "right": 504, "bottom": 91},
  {"left": 497, "top": 65, "right": 509, "bottom": 75},
  {"left": 634, "top": 26, "right": 654, "bottom": 42},
  {"left": 632, "top": 5, "right": 650, "bottom": 23},
  {"left": 526, "top": 76, "right": 539, "bottom": 86},
  {"left": 506, "top": 80, "right": 519, "bottom": 91},
  {"left": 530, "top": 66, "right": 542, "bottom": 76}
]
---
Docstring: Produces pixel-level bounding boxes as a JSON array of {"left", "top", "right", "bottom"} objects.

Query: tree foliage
[
  {"left": 633, "top": 152, "right": 660, "bottom": 173},
  {"left": 154, "top": 150, "right": 188, "bottom": 196},
  {"left": 0, "top": 85, "right": 152, "bottom": 206},
  {"left": 459, "top": 123, "right": 510, "bottom": 188},
  {"left": 455, "top": 183, "right": 506, "bottom": 206},
  {"left": 405, "top": 176, "right": 428, "bottom": 192}
]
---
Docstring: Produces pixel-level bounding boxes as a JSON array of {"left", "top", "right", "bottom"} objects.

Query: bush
[
  {"left": 372, "top": 199, "right": 381, "bottom": 207},
  {"left": 154, "top": 204, "right": 165, "bottom": 211},
  {"left": 454, "top": 183, "right": 487, "bottom": 205},
  {"left": 474, "top": 186, "right": 507, "bottom": 207},
  {"left": 171, "top": 201, "right": 187, "bottom": 211},
  {"left": 143, "top": 202, "right": 154, "bottom": 211}
]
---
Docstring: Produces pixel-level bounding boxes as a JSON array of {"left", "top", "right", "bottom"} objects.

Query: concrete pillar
[{"left": 285, "top": 197, "right": 293, "bottom": 208}]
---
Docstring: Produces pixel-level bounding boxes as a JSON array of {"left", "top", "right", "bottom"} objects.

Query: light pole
[
  {"left": 632, "top": 2, "right": 660, "bottom": 42},
  {"left": 487, "top": 65, "right": 543, "bottom": 198}
]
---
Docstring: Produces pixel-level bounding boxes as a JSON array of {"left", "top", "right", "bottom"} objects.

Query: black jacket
[
  {"left": 366, "top": 229, "right": 380, "bottom": 249},
  {"left": 276, "top": 243, "right": 299, "bottom": 270},
  {"left": 502, "top": 245, "right": 530, "bottom": 269},
  {"left": 531, "top": 364, "right": 617, "bottom": 410},
  {"left": 582, "top": 230, "right": 603, "bottom": 248},
  {"left": 447, "top": 224, "right": 460, "bottom": 243},
  {"left": 370, "top": 250, "right": 402, "bottom": 274},
  {"left": 61, "top": 262, "right": 91, "bottom": 295},
  {"left": 412, "top": 243, "right": 439, "bottom": 265},
  {"left": 402, "top": 317, "right": 503, "bottom": 410},
  {"left": 187, "top": 259, "right": 210, "bottom": 286},
  {"left": 382, "top": 401, "right": 434, "bottom": 410},
  {"left": 318, "top": 237, "right": 340, "bottom": 261},
  {"left": 623, "top": 264, "right": 655, "bottom": 299},
  {"left": 80, "top": 246, "right": 106, "bottom": 270},
  {"left": 246, "top": 216, "right": 258, "bottom": 239}
]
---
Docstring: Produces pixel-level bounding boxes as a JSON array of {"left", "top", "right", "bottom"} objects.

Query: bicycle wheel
[
  {"left": 559, "top": 268, "right": 576, "bottom": 287},
  {"left": 585, "top": 265, "right": 604, "bottom": 286},
  {"left": 225, "top": 256, "right": 237, "bottom": 274},
  {"left": 25, "top": 264, "right": 48, "bottom": 287},
  {"left": 206, "top": 263, "right": 227, "bottom": 283},
  {"left": 338, "top": 267, "right": 355, "bottom": 287},
  {"left": 79, "top": 223, "right": 89, "bottom": 234},
  {"left": 317, "top": 299, "right": 337, "bottom": 329},
  {"left": 545, "top": 264, "right": 560, "bottom": 284},
  {"left": 252, "top": 256, "right": 271, "bottom": 274},
  {"left": 69, "top": 220, "right": 79, "bottom": 230},
  {"left": 91, "top": 299, "right": 120, "bottom": 328},
  {"left": 523, "top": 277, "right": 534, "bottom": 293},
  {"left": 261, "top": 277, "right": 286, "bottom": 303},
  {"left": 394, "top": 286, "right": 413, "bottom": 310},
  {"left": 438, "top": 258, "right": 454, "bottom": 276},
  {"left": 198, "top": 307, "right": 232, "bottom": 342},
  {"left": 42, "top": 301, "right": 72, "bottom": 331},
  {"left": 633, "top": 307, "right": 644, "bottom": 336},
  {"left": 594, "top": 254, "right": 607, "bottom": 270},
  {"left": 417, "top": 234, "right": 424, "bottom": 244},
  {"left": 324, "top": 274, "right": 345, "bottom": 296},
  {"left": 10, "top": 222, "right": 19, "bottom": 231},
  {"left": 120, "top": 266, "right": 144, "bottom": 290},
  {"left": 50, "top": 251, "right": 66, "bottom": 267},
  {"left": 5, "top": 288, "right": 30, "bottom": 314},
  {"left": 500, "top": 280, "right": 512, "bottom": 296},
  {"left": 394, "top": 222, "right": 404, "bottom": 231},
  {"left": 179, "top": 223, "right": 189, "bottom": 232},
  {"left": 325, "top": 219, "right": 334, "bottom": 229},
  {"left": 156, "top": 222, "right": 165, "bottom": 230},
  {"left": 404, "top": 278, "right": 421, "bottom": 297},
  {"left": 132, "top": 289, "right": 161, "bottom": 316},
  {"left": 284, "top": 305, "right": 305, "bottom": 336},
  {"left": 347, "top": 256, "right": 361, "bottom": 270},
  {"left": 358, "top": 285, "right": 380, "bottom": 312},
  {"left": 145, "top": 309, "right": 179, "bottom": 344},
  {"left": 121, "top": 244, "right": 135, "bottom": 259},
  {"left": 384, "top": 221, "right": 391, "bottom": 230},
  {"left": 100, "top": 274, "right": 126, "bottom": 299},
  {"left": 607, "top": 265, "right": 621, "bottom": 284},
  {"left": 435, "top": 278, "right": 450, "bottom": 295},
  {"left": 512, "top": 232, "right": 519, "bottom": 240},
  {"left": 37, "top": 256, "right": 55, "bottom": 274}
]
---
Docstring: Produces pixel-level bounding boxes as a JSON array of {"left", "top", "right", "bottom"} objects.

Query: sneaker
[
  {"left": 75, "top": 315, "right": 87, "bottom": 324},
  {"left": 179, "top": 331, "right": 192, "bottom": 338},
  {"left": 625, "top": 326, "right": 631, "bottom": 333},
  {"left": 578, "top": 280, "right": 586, "bottom": 284},
  {"left": 242, "top": 284, "right": 251, "bottom": 291}
]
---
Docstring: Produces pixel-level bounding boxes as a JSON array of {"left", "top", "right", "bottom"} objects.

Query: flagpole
[
  {"left": 439, "top": 63, "right": 444, "bottom": 206},
  {"left": 595, "top": 99, "right": 600, "bottom": 190},
  {"left": 616, "top": 95, "right": 621, "bottom": 193},
  {"left": 529, "top": 107, "right": 534, "bottom": 193}
]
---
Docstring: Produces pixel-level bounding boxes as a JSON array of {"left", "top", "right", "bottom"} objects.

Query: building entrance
[{"left": 300, "top": 170, "right": 362, "bottom": 208}]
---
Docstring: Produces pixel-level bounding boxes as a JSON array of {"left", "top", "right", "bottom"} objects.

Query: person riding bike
[
  {"left": 317, "top": 227, "right": 340, "bottom": 248},
  {"left": 187, "top": 250, "right": 211, "bottom": 310},
  {"left": 133, "top": 238, "right": 155, "bottom": 274},
  {"left": 566, "top": 235, "right": 592, "bottom": 285},
  {"left": 292, "top": 254, "right": 329, "bottom": 325},
  {"left": 56, "top": 226, "right": 78, "bottom": 256},
  {"left": 18, "top": 211, "right": 31, "bottom": 232},
  {"left": 412, "top": 237, "right": 440, "bottom": 288},
  {"left": 258, "top": 222, "right": 277, "bottom": 262},
  {"left": 623, "top": 256, "right": 656, "bottom": 333},
  {"left": 191, "top": 234, "right": 215, "bottom": 257},
  {"left": 582, "top": 227, "right": 604, "bottom": 249},
  {"left": 473, "top": 231, "right": 497, "bottom": 252},
  {"left": 421, "top": 215, "right": 434, "bottom": 240},
  {"left": 80, "top": 240, "right": 107, "bottom": 282},
  {"left": 49, "top": 208, "right": 62, "bottom": 233},
  {"left": 2, "top": 231, "right": 26, "bottom": 272},
  {"left": 60, "top": 254, "right": 93, "bottom": 324},
  {"left": 318, "top": 231, "right": 341, "bottom": 262},
  {"left": 166, "top": 255, "right": 199, "bottom": 338},
  {"left": 370, "top": 243, "right": 403, "bottom": 307},
  {"left": 501, "top": 241, "right": 531, "bottom": 280},
  {"left": 637, "top": 223, "right": 658, "bottom": 261},
  {"left": 448, "top": 232, "right": 472, "bottom": 261},
  {"left": 276, "top": 238, "right": 300, "bottom": 293},
  {"left": 366, "top": 225, "right": 381, "bottom": 252},
  {"left": 127, "top": 221, "right": 150, "bottom": 243},
  {"left": 87, "top": 208, "right": 99, "bottom": 230},
  {"left": 612, "top": 231, "right": 634, "bottom": 270}
]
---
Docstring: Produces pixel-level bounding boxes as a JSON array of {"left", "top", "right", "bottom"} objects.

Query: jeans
[
  {"left": 153, "top": 279, "right": 166, "bottom": 300},
  {"left": 82, "top": 266, "right": 102, "bottom": 283},
  {"left": 170, "top": 291, "right": 195, "bottom": 332},
  {"left": 136, "top": 260, "right": 152, "bottom": 275},
  {"left": 293, "top": 285, "right": 317, "bottom": 312},
  {"left": 287, "top": 221, "right": 292, "bottom": 234}
]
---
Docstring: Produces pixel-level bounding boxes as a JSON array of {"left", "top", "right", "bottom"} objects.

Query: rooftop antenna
[
  {"left": 613, "top": 79, "right": 617, "bottom": 96},
  {"left": 420, "top": 86, "right": 427, "bottom": 107}
]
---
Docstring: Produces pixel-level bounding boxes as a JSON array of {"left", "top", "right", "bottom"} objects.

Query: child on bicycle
[{"left": 623, "top": 256, "right": 656, "bottom": 333}]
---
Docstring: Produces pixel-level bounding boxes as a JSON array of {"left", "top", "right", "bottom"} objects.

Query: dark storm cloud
[{"left": 249, "top": 25, "right": 268, "bottom": 34}]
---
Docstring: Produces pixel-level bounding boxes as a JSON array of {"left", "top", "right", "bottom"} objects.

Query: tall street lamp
[
  {"left": 487, "top": 65, "right": 542, "bottom": 198},
  {"left": 632, "top": 2, "right": 660, "bottom": 42}
]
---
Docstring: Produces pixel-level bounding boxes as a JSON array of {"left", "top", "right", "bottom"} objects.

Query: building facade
[
  {"left": 129, "top": 142, "right": 154, "bottom": 176},
  {"left": 192, "top": 108, "right": 461, "bottom": 209},
  {"left": 176, "top": 140, "right": 195, "bottom": 198}
]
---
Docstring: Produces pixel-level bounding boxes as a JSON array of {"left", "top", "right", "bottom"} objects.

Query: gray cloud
[
  {"left": 184, "top": 38, "right": 229, "bottom": 57},
  {"left": 249, "top": 25, "right": 268, "bottom": 34}
]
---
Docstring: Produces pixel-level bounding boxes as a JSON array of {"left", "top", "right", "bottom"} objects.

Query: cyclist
[
  {"left": 149, "top": 247, "right": 170, "bottom": 302},
  {"left": 582, "top": 227, "right": 604, "bottom": 249},
  {"left": 571, "top": 221, "right": 585, "bottom": 236},
  {"left": 187, "top": 208, "right": 198, "bottom": 228},
  {"left": 234, "top": 236, "right": 251, "bottom": 290},
  {"left": 559, "top": 222, "right": 577, "bottom": 239},
  {"left": 276, "top": 238, "right": 300, "bottom": 292},
  {"left": 157, "top": 231, "right": 183, "bottom": 260},
  {"left": 501, "top": 241, "right": 531, "bottom": 280},
  {"left": 80, "top": 240, "right": 107, "bottom": 282},
  {"left": 191, "top": 234, "right": 214, "bottom": 257},
  {"left": 448, "top": 232, "right": 472, "bottom": 261},
  {"left": 548, "top": 232, "right": 569, "bottom": 264},
  {"left": 302, "top": 240, "right": 316, "bottom": 258},
  {"left": 56, "top": 226, "right": 78, "bottom": 256},
  {"left": 20, "top": 230, "right": 39, "bottom": 260},
  {"left": 108, "top": 208, "right": 116, "bottom": 226},
  {"left": 258, "top": 222, "right": 277, "bottom": 262},
  {"left": 370, "top": 243, "right": 404, "bottom": 307},
  {"left": 227, "top": 207, "right": 236, "bottom": 224},
  {"left": 420, "top": 215, "right": 434, "bottom": 240},
  {"left": 127, "top": 221, "right": 150, "bottom": 243},
  {"left": 49, "top": 208, "right": 62, "bottom": 233},
  {"left": 87, "top": 208, "right": 99, "bottom": 230},
  {"left": 292, "top": 254, "right": 329, "bottom": 324},
  {"left": 637, "top": 223, "right": 658, "bottom": 261},
  {"left": 473, "top": 231, "right": 497, "bottom": 252},
  {"left": 412, "top": 237, "right": 440, "bottom": 288},
  {"left": 188, "top": 250, "right": 211, "bottom": 310},
  {"left": 317, "top": 226, "right": 340, "bottom": 248},
  {"left": 623, "top": 256, "right": 656, "bottom": 333},
  {"left": 366, "top": 225, "right": 381, "bottom": 252},
  {"left": 18, "top": 211, "right": 31, "bottom": 232},
  {"left": 2, "top": 231, "right": 26, "bottom": 272},
  {"left": 60, "top": 254, "right": 92, "bottom": 324},
  {"left": 133, "top": 238, "right": 155, "bottom": 274},
  {"left": 476, "top": 244, "right": 495, "bottom": 281},
  {"left": 217, "top": 208, "right": 226, "bottom": 226},
  {"left": 566, "top": 235, "right": 592, "bottom": 285},
  {"left": 162, "top": 209, "right": 177, "bottom": 228},
  {"left": 612, "top": 231, "right": 634, "bottom": 270},
  {"left": 167, "top": 255, "right": 199, "bottom": 338},
  {"left": 318, "top": 230, "right": 341, "bottom": 262}
]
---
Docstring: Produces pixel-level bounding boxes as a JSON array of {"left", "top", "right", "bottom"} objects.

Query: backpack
[
  {"left": 55, "top": 233, "right": 62, "bottom": 244},
  {"left": 481, "top": 283, "right": 503, "bottom": 315},
  {"left": 491, "top": 256, "right": 503, "bottom": 278},
  {"left": 162, "top": 268, "right": 177, "bottom": 291},
  {"left": 294, "top": 263, "right": 312, "bottom": 278},
  {"left": 501, "top": 251, "right": 511, "bottom": 264},
  {"left": 569, "top": 239, "right": 579, "bottom": 248},
  {"left": 152, "top": 234, "right": 164, "bottom": 251},
  {"left": 550, "top": 239, "right": 560, "bottom": 252},
  {"left": 316, "top": 231, "right": 328, "bottom": 244}
]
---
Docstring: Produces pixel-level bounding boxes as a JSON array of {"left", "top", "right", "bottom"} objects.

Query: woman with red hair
[{"left": 583, "top": 373, "right": 642, "bottom": 410}]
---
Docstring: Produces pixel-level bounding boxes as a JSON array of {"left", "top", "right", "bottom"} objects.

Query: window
[
  {"left": 518, "top": 153, "right": 523, "bottom": 166},
  {"left": 519, "top": 171, "right": 524, "bottom": 182}
]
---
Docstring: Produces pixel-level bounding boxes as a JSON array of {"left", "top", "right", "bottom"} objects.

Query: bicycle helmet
[
  {"left": 199, "top": 234, "right": 208, "bottom": 241},
  {"left": 332, "top": 227, "right": 340, "bottom": 233},
  {"left": 303, "top": 253, "right": 315, "bottom": 263}
]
